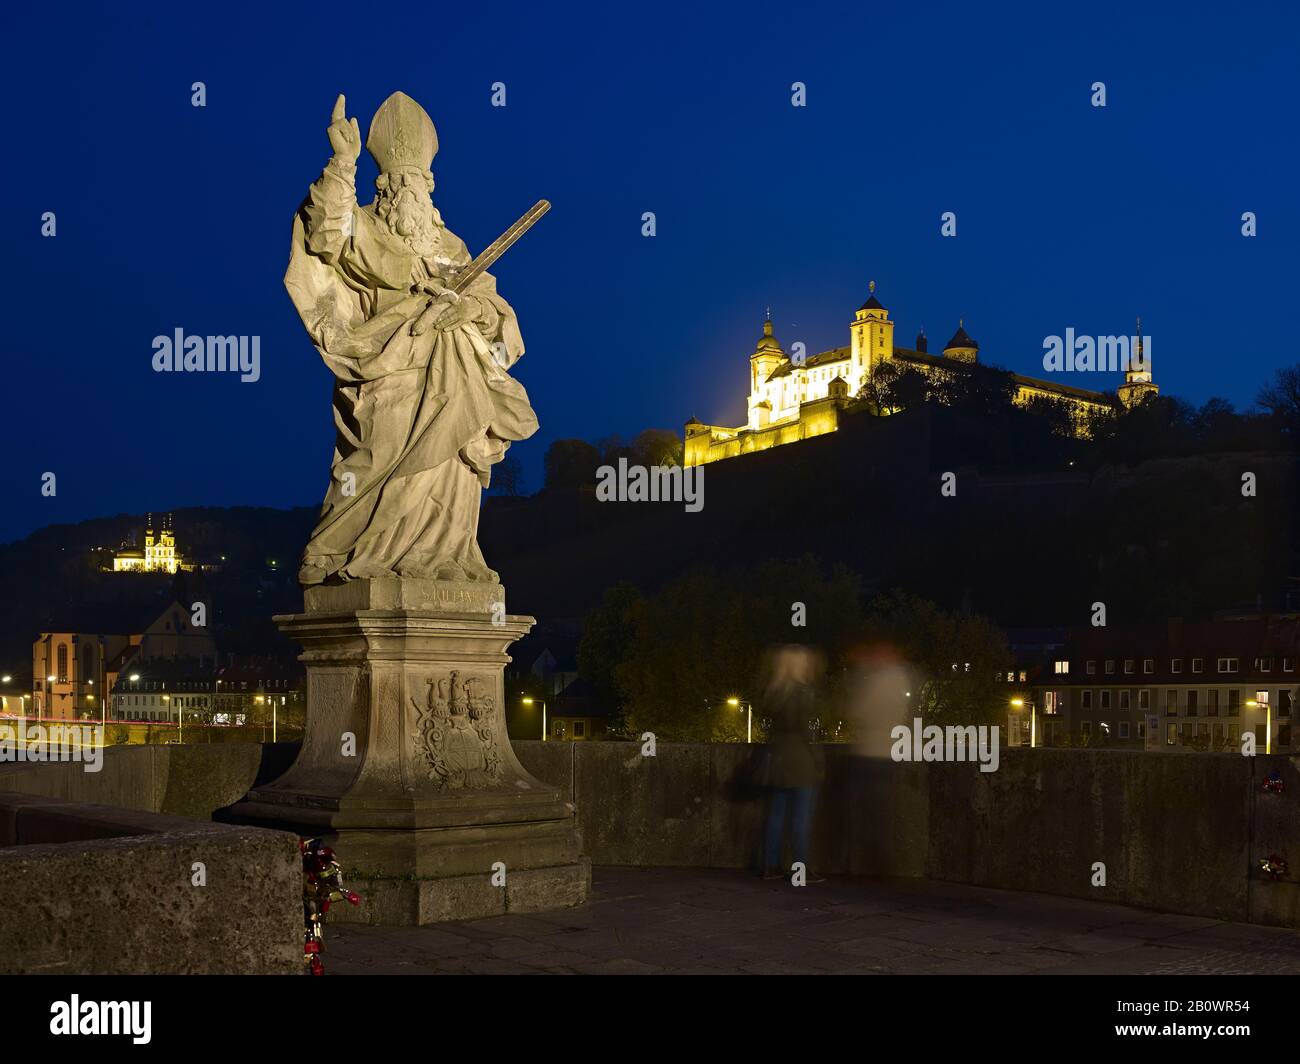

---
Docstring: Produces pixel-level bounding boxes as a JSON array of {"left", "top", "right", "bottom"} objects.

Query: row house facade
[{"left": 1021, "top": 617, "right": 1297, "bottom": 752}]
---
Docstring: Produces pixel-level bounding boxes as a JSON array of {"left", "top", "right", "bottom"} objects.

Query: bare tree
[{"left": 1258, "top": 365, "right": 1300, "bottom": 434}]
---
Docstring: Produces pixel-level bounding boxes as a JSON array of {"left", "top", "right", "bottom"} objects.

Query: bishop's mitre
[{"left": 366, "top": 91, "right": 438, "bottom": 174}]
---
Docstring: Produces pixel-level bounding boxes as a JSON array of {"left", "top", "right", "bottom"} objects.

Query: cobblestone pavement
[{"left": 327, "top": 867, "right": 1300, "bottom": 975}]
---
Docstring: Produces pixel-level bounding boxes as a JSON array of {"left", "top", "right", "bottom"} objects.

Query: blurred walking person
[{"left": 760, "top": 644, "right": 826, "bottom": 882}]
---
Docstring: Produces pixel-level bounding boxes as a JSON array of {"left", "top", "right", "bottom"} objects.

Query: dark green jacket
[{"left": 763, "top": 682, "right": 824, "bottom": 788}]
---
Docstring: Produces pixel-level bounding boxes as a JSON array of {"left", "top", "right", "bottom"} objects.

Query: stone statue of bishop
[{"left": 284, "top": 92, "right": 538, "bottom": 587}]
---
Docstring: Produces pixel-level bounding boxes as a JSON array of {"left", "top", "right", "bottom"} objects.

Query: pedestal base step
[{"left": 332, "top": 859, "right": 591, "bottom": 925}]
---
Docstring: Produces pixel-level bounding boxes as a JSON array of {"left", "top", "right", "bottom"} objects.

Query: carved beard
[{"left": 376, "top": 185, "right": 439, "bottom": 258}]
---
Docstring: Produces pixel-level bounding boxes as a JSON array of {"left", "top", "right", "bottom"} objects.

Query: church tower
[
  {"left": 748, "top": 313, "right": 786, "bottom": 429},
  {"left": 1117, "top": 317, "right": 1158, "bottom": 408},
  {"left": 849, "top": 281, "right": 894, "bottom": 390}
]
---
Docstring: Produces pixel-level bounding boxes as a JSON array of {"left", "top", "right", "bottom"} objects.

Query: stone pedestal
[{"left": 226, "top": 577, "right": 589, "bottom": 925}]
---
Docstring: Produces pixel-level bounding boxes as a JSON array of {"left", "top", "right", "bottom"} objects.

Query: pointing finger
[{"left": 332, "top": 94, "right": 347, "bottom": 123}]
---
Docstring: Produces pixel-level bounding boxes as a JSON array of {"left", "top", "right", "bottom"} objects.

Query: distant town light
[
  {"left": 726, "top": 697, "right": 740, "bottom": 706},
  {"left": 47, "top": 674, "right": 56, "bottom": 682},
  {"left": 129, "top": 673, "right": 140, "bottom": 682},
  {"left": 0, "top": 675, "right": 9, "bottom": 683}
]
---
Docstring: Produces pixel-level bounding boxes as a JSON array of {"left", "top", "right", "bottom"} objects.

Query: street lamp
[
  {"left": 1011, "top": 697, "right": 1035, "bottom": 748},
  {"left": 1246, "top": 699, "right": 1271, "bottom": 755},
  {"left": 727, "top": 697, "right": 753, "bottom": 744},
  {"left": 255, "top": 694, "right": 279, "bottom": 742},
  {"left": 521, "top": 697, "right": 547, "bottom": 741}
]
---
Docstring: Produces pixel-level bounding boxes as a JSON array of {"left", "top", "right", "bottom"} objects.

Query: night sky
[{"left": 4, "top": 0, "right": 1296, "bottom": 543}]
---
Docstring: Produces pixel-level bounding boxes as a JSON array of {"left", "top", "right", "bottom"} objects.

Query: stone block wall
[{"left": 0, "top": 791, "right": 300, "bottom": 974}]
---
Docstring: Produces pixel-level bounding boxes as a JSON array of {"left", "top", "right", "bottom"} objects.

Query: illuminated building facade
[
  {"left": 685, "top": 285, "right": 1158, "bottom": 467},
  {"left": 112, "top": 513, "right": 192, "bottom": 573},
  {"left": 1021, "top": 618, "right": 1297, "bottom": 752}
]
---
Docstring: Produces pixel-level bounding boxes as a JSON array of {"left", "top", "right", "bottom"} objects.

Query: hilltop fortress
[{"left": 685, "top": 284, "right": 1157, "bottom": 467}]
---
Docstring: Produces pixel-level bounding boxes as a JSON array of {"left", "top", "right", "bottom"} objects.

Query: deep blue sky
[{"left": 3, "top": 0, "right": 1296, "bottom": 543}]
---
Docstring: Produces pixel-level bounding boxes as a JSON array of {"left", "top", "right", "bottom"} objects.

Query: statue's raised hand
[{"left": 327, "top": 94, "right": 362, "bottom": 163}]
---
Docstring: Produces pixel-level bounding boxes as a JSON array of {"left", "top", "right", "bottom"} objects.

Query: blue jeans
[{"left": 764, "top": 786, "right": 815, "bottom": 870}]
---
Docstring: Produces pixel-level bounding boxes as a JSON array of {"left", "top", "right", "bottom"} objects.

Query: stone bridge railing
[
  {"left": 511, "top": 742, "right": 1300, "bottom": 929},
  {"left": 2, "top": 740, "right": 1296, "bottom": 949}
]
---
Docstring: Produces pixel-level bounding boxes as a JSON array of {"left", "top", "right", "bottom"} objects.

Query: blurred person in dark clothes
[{"left": 760, "top": 644, "right": 826, "bottom": 881}]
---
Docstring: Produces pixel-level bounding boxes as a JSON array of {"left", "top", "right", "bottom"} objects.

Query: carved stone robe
[{"left": 285, "top": 158, "right": 537, "bottom": 585}]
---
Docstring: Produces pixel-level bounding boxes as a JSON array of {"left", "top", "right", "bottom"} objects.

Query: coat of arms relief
[{"left": 413, "top": 671, "right": 503, "bottom": 788}]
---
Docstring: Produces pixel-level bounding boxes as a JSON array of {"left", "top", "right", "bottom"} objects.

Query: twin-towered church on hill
[{"left": 684, "top": 283, "right": 1159, "bottom": 467}]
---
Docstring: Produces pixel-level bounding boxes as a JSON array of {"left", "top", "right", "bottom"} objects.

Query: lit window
[{"left": 1054, "top": 660, "right": 1069, "bottom": 675}]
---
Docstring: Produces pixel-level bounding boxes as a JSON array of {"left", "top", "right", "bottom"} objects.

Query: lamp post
[
  {"left": 1246, "top": 699, "right": 1271, "bottom": 755},
  {"left": 522, "top": 697, "right": 547, "bottom": 741},
  {"left": 255, "top": 693, "right": 280, "bottom": 742},
  {"left": 1011, "top": 697, "right": 1035, "bottom": 748},
  {"left": 727, "top": 697, "right": 753, "bottom": 743}
]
